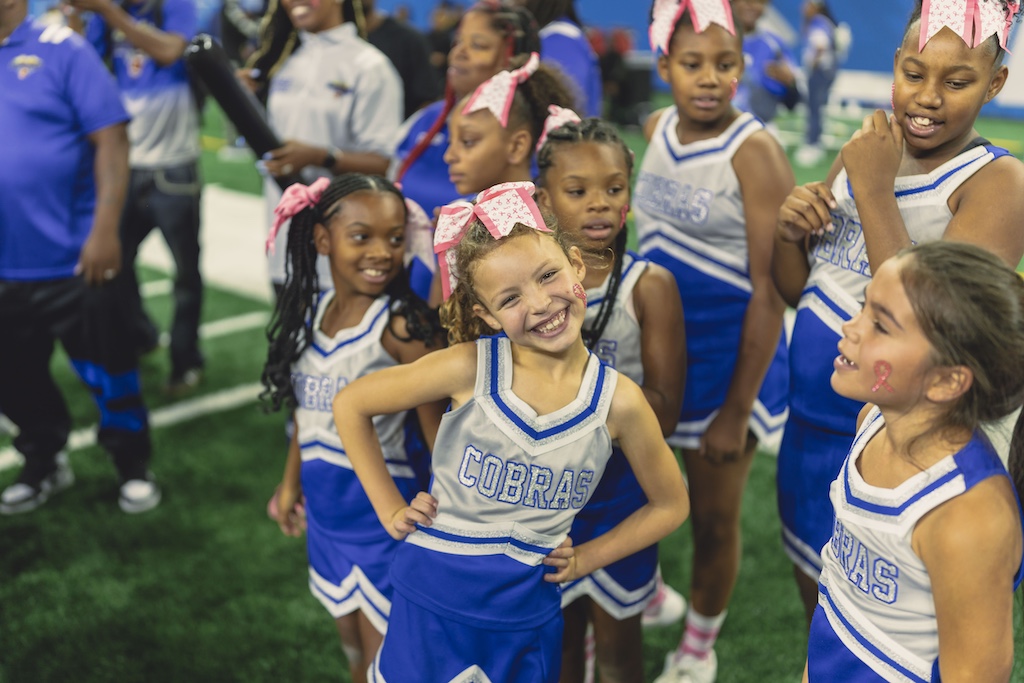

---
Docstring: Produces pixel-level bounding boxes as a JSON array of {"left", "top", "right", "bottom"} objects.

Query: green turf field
[{"left": 2, "top": 102, "right": 1023, "bottom": 682}]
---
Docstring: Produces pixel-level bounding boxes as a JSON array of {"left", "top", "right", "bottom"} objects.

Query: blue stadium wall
[{"left": 379, "top": 0, "right": 1023, "bottom": 119}]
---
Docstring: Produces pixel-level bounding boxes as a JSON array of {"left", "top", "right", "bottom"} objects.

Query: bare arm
[
  {"left": 332, "top": 344, "right": 476, "bottom": 539},
  {"left": 71, "top": 0, "right": 187, "bottom": 66},
  {"left": 263, "top": 142, "right": 391, "bottom": 178},
  {"left": 273, "top": 415, "right": 305, "bottom": 537},
  {"left": 382, "top": 317, "right": 449, "bottom": 451},
  {"left": 78, "top": 122, "right": 129, "bottom": 285},
  {"left": 914, "top": 477, "right": 1022, "bottom": 682},
  {"left": 701, "top": 131, "right": 792, "bottom": 460},
  {"left": 556, "top": 376, "right": 689, "bottom": 580},
  {"left": 634, "top": 263, "right": 687, "bottom": 437}
]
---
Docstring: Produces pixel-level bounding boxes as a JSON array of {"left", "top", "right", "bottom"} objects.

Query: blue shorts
[
  {"left": 776, "top": 414, "right": 855, "bottom": 579},
  {"left": 371, "top": 589, "right": 564, "bottom": 682},
  {"left": 644, "top": 248, "right": 789, "bottom": 449},
  {"left": 561, "top": 448, "right": 658, "bottom": 618}
]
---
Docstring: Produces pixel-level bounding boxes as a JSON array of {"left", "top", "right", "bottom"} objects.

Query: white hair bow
[
  {"left": 461, "top": 53, "right": 541, "bottom": 127},
  {"left": 649, "top": 0, "right": 735, "bottom": 55},
  {"left": 919, "top": 0, "right": 1018, "bottom": 52},
  {"left": 433, "top": 181, "right": 550, "bottom": 301},
  {"left": 536, "top": 105, "right": 583, "bottom": 152}
]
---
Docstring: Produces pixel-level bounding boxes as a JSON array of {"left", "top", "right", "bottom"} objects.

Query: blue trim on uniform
[
  {"left": 661, "top": 111, "right": 759, "bottom": 163},
  {"left": 639, "top": 230, "right": 749, "bottom": 280},
  {"left": 802, "top": 285, "right": 855, "bottom": 322},
  {"left": 843, "top": 465, "right": 960, "bottom": 516},
  {"left": 487, "top": 337, "right": 606, "bottom": 441},
  {"left": 416, "top": 524, "right": 556, "bottom": 556},
  {"left": 300, "top": 439, "right": 408, "bottom": 468},
  {"left": 311, "top": 300, "right": 390, "bottom": 357},
  {"left": 819, "top": 583, "right": 930, "bottom": 683},
  {"left": 591, "top": 574, "right": 658, "bottom": 609},
  {"left": 846, "top": 145, "right": 1007, "bottom": 200},
  {"left": 585, "top": 256, "right": 641, "bottom": 309}
]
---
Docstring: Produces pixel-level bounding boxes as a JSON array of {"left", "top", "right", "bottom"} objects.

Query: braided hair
[
  {"left": 261, "top": 174, "right": 442, "bottom": 412},
  {"left": 247, "top": 0, "right": 370, "bottom": 92},
  {"left": 394, "top": 1, "right": 540, "bottom": 182},
  {"left": 536, "top": 117, "right": 635, "bottom": 349}
]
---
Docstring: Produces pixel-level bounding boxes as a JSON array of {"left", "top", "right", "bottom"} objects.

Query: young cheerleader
[
  {"left": 805, "top": 240, "right": 1024, "bottom": 682},
  {"left": 260, "top": 173, "right": 446, "bottom": 683},
  {"left": 535, "top": 112, "right": 687, "bottom": 683},
  {"left": 333, "top": 181, "right": 689, "bottom": 683},
  {"left": 443, "top": 52, "right": 576, "bottom": 197},
  {"left": 635, "top": 2, "right": 795, "bottom": 681},
  {"left": 773, "top": 0, "right": 1024, "bottom": 625}
]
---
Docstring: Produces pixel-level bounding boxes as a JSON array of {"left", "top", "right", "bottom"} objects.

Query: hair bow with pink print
[
  {"left": 919, "top": 0, "right": 1018, "bottom": 52},
  {"left": 536, "top": 105, "right": 582, "bottom": 152},
  {"left": 266, "top": 177, "right": 332, "bottom": 254},
  {"left": 462, "top": 52, "right": 541, "bottom": 127},
  {"left": 433, "top": 181, "right": 550, "bottom": 301},
  {"left": 649, "top": 0, "right": 735, "bottom": 55}
]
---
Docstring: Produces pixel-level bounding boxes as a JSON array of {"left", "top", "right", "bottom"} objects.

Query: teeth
[
  {"left": 535, "top": 309, "right": 566, "bottom": 333},
  {"left": 364, "top": 269, "right": 385, "bottom": 277},
  {"left": 839, "top": 354, "right": 855, "bottom": 367},
  {"left": 911, "top": 116, "right": 934, "bottom": 127}
]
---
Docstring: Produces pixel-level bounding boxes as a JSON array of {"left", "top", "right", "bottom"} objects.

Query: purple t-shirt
[{"left": 0, "top": 18, "right": 129, "bottom": 280}]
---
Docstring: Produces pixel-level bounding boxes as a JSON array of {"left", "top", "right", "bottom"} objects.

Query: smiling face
[
  {"left": 470, "top": 232, "right": 587, "bottom": 354},
  {"left": 281, "top": 0, "right": 342, "bottom": 33},
  {"left": 831, "top": 256, "right": 937, "bottom": 408},
  {"left": 537, "top": 142, "right": 631, "bottom": 253},
  {"left": 445, "top": 105, "right": 528, "bottom": 196},
  {"left": 314, "top": 190, "right": 406, "bottom": 299},
  {"left": 893, "top": 24, "right": 1007, "bottom": 160},
  {"left": 657, "top": 22, "right": 744, "bottom": 129},
  {"left": 447, "top": 10, "right": 509, "bottom": 99}
]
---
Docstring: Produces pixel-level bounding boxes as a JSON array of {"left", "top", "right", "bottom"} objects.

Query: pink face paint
[
  {"left": 730, "top": 78, "right": 738, "bottom": 101},
  {"left": 573, "top": 282, "right": 587, "bottom": 305},
  {"left": 890, "top": 82, "right": 895, "bottom": 111},
  {"left": 872, "top": 360, "right": 895, "bottom": 393},
  {"left": 619, "top": 204, "right": 629, "bottom": 229}
]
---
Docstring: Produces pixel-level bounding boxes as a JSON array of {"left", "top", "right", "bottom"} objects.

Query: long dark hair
[
  {"left": 260, "top": 174, "right": 442, "bottom": 412},
  {"left": 898, "top": 241, "right": 1024, "bottom": 505},
  {"left": 537, "top": 117, "right": 635, "bottom": 349},
  {"left": 394, "top": 1, "right": 540, "bottom": 183}
]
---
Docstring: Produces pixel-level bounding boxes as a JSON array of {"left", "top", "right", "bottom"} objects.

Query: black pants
[
  {"left": 120, "top": 162, "right": 204, "bottom": 378},
  {"left": 0, "top": 277, "right": 151, "bottom": 482}
]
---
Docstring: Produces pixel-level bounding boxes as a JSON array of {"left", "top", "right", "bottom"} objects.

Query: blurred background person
[
  {"left": 243, "top": 0, "right": 403, "bottom": 294},
  {"left": 733, "top": 0, "right": 800, "bottom": 128},
  {"left": 795, "top": 0, "right": 841, "bottom": 166},
  {"left": 75, "top": 0, "right": 207, "bottom": 396},
  {"left": 362, "top": 0, "right": 440, "bottom": 118},
  {"left": 426, "top": 0, "right": 462, "bottom": 91},
  {"left": 516, "top": 0, "right": 601, "bottom": 117}
]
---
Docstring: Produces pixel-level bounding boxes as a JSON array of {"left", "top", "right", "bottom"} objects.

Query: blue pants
[
  {"left": 805, "top": 66, "right": 836, "bottom": 146},
  {"left": 0, "top": 277, "right": 151, "bottom": 481},
  {"left": 120, "top": 162, "right": 204, "bottom": 377}
]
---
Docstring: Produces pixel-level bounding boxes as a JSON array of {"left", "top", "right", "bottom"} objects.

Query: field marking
[
  {"left": 0, "top": 383, "right": 264, "bottom": 472},
  {"left": 141, "top": 279, "right": 173, "bottom": 297}
]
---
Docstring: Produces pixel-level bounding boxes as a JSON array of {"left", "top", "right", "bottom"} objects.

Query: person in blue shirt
[
  {"left": 75, "top": 0, "right": 206, "bottom": 396},
  {"left": 0, "top": 0, "right": 160, "bottom": 515},
  {"left": 733, "top": 0, "right": 799, "bottom": 125},
  {"left": 517, "top": 0, "right": 602, "bottom": 118}
]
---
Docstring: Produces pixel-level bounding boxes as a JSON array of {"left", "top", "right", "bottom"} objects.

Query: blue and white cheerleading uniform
[
  {"left": 293, "top": 292, "right": 419, "bottom": 634},
  {"left": 372, "top": 335, "right": 618, "bottom": 683},
  {"left": 778, "top": 142, "right": 1012, "bottom": 580},
  {"left": 561, "top": 252, "right": 659, "bottom": 618},
  {"left": 634, "top": 109, "right": 789, "bottom": 449},
  {"left": 807, "top": 407, "right": 1024, "bottom": 682}
]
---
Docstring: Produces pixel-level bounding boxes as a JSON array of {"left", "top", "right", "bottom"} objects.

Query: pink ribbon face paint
[
  {"left": 620, "top": 205, "right": 629, "bottom": 229},
  {"left": 872, "top": 360, "right": 895, "bottom": 393},
  {"left": 573, "top": 282, "right": 587, "bottom": 305}
]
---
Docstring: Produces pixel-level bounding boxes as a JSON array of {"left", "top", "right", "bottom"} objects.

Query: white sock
[{"left": 677, "top": 608, "right": 727, "bottom": 661}]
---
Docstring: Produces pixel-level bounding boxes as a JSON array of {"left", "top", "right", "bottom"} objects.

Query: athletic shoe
[
  {"left": 119, "top": 473, "right": 161, "bottom": 514},
  {"left": 794, "top": 144, "right": 825, "bottom": 167},
  {"left": 165, "top": 367, "right": 203, "bottom": 398},
  {"left": 654, "top": 650, "right": 718, "bottom": 683},
  {"left": 0, "top": 451, "right": 75, "bottom": 515},
  {"left": 643, "top": 578, "right": 688, "bottom": 628}
]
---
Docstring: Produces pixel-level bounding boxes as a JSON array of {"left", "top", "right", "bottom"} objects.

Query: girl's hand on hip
[
  {"left": 543, "top": 536, "right": 577, "bottom": 583},
  {"left": 389, "top": 492, "right": 438, "bottom": 540}
]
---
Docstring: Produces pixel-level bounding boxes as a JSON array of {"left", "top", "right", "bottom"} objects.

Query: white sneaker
[
  {"left": 795, "top": 144, "right": 825, "bottom": 167},
  {"left": 0, "top": 451, "right": 74, "bottom": 515},
  {"left": 654, "top": 650, "right": 718, "bottom": 683},
  {"left": 643, "top": 578, "right": 687, "bottom": 628},
  {"left": 119, "top": 474, "right": 161, "bottom": 513}
]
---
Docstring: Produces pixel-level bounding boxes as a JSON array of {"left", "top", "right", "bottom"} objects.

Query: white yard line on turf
[{"left": 0, "top": 384, "right": 264, "bottom": 472}]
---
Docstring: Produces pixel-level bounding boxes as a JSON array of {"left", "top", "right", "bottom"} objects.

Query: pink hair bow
[
  {"left": 536, "top": 105, "right": 582, "bottom": 152},
  {"left": 266, "top": 177, "right": 331, "bottom": 254},
  {"left": 433, "top": 181, "right": 550, "bottom": 301},
  {"left": 462, "top": 52, "right": 541, "bottom": 127},
  {"left": 649, "top": 0, "right": 735, "bottom": 55},
  {"left": 920, "top": 0, "right": 1017, "bottom": 52},
  {"left": 403, "top": 197, "right": 436, "bottom": 272}
]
